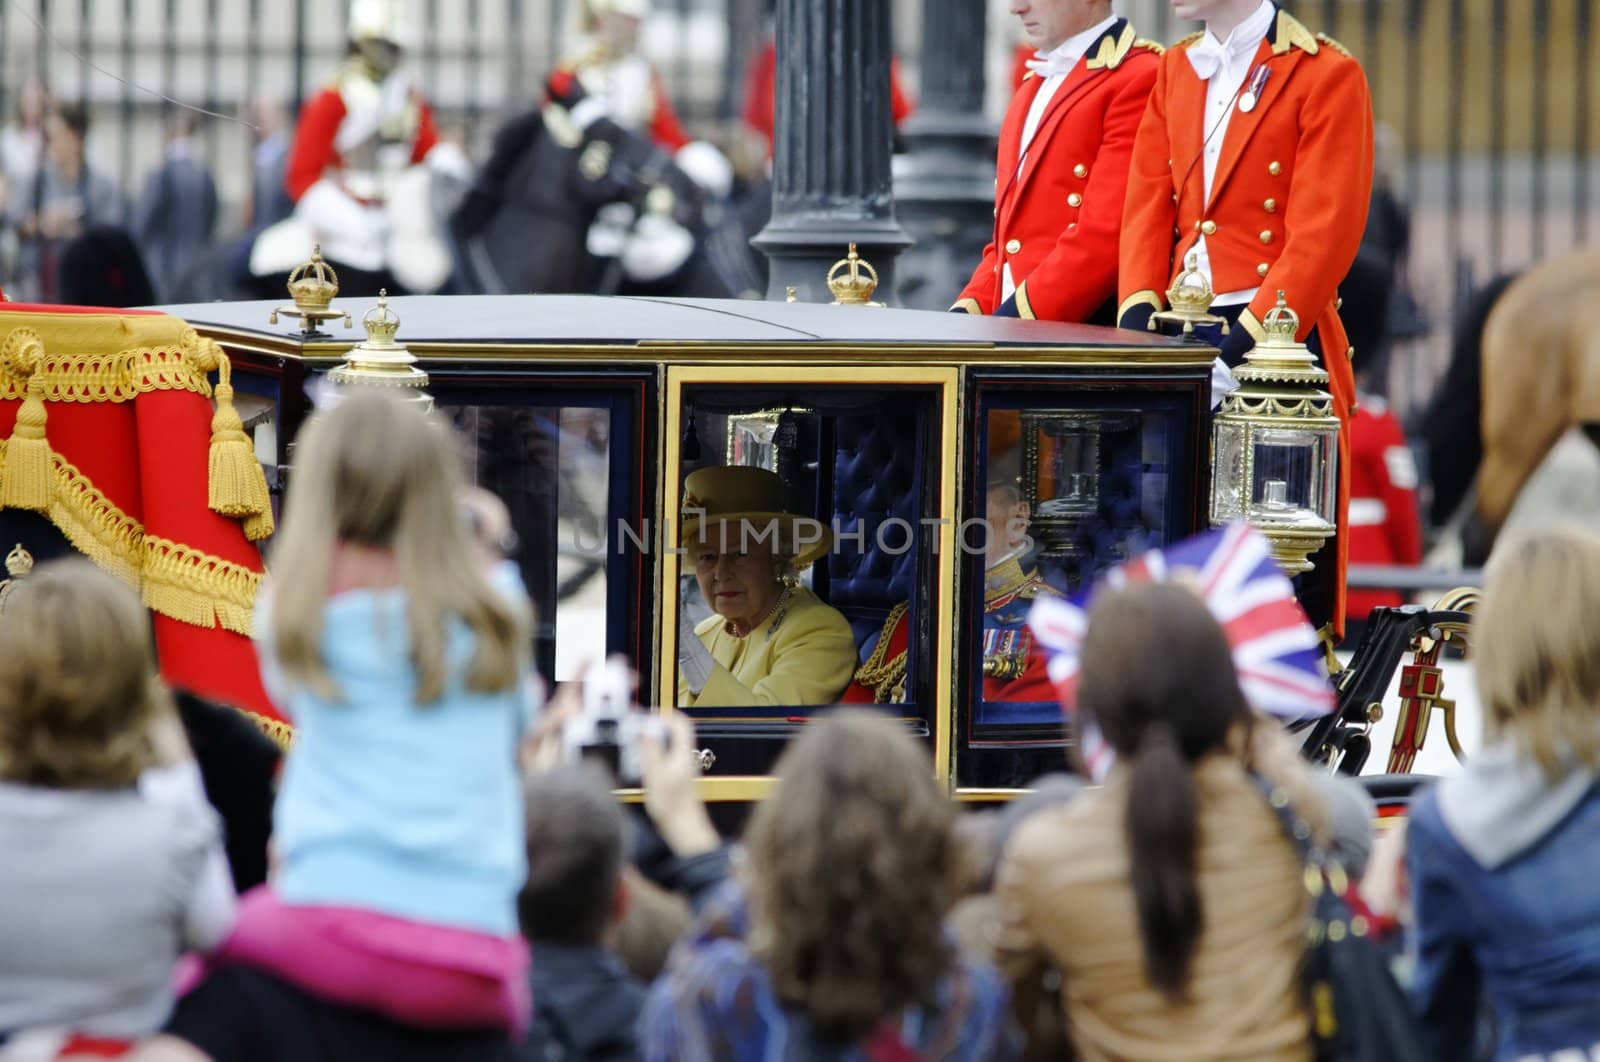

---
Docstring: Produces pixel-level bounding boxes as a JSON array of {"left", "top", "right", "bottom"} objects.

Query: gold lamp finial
[
  {"left": 269, "top": 245, "right": 354, "bottom": 338},
  {"left": 1150, "top": 252, "right": 1231, "bottom": 335},
  {"left": 327, "top": 290, "right": 432, "bottom": 408},
  {"left": 1259, "top": 290, "right": 1302, "bottom": 347},
  {"left": 827, "top": 244, "right": 885, "bottom": 307}
]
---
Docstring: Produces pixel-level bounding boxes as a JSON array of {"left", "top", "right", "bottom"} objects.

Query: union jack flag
[{"left": 1027, "top": 522, "right": 1334, "bottom": 780}]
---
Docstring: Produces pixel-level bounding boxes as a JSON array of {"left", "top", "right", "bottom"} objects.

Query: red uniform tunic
[
  {"left": 953, "top": 20, "right": 1159, "bottom": 323},
  {"left": 284, "top": 83, "right": 439, "bottom": 203},
  {"left": 1118, "top": 6, "right": 1374, "bottom": 633},
  {"left": 1346, "top": 394, "right": 1422, "bottom": 621},
  {"left": 742, "top": 40, "right": 913, "bottom": 157}
]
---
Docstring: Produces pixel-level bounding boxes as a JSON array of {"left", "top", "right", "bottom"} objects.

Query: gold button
[
  {"left": 1268, "top": 161, "right": 1282, "bottom": 175},
  {"left": 1260, "top": 230, "right": 1274, "bottom": 244},
  {"left": 1005, "top": 239, "right": 1022, "bottom": 254},
  {"left": 1073, "top": 164, "right": 1087, "bottom": 178},
  {"left": 1264, "top": 198, "right": 1277, "bottom": 212},
  {"left": 1067, "top": 223, "right": 1078, "bottom": 233},
  {"left": 1257, "top": 263, "right": 1269, "bottom": 278},
  {"left": 1171, "top": 193, "right": 1178, "bottom": 204},
  {"left": 1067, "top": 193, "right": 1082, "bottom": 207},
  {"left": 1173, "top": 227, "right": 1181, "bottom": 238},
  {"left": 1201, "top": 220, "right": 1217, "bottom": 235}
]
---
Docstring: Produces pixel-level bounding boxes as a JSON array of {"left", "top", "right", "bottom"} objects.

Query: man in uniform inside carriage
[
  {"left": 844, "top": 479, "right": 1058, "bottom": 705},
  {"left": 253, "top": 0, "right": 460, "bottom": 297}
]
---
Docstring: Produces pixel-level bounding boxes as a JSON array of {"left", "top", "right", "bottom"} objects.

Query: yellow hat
[{"left": 679, "top": 466, "right": 832, "bottom": 569}]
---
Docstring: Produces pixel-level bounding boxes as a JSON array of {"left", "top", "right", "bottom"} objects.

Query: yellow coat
[{"left": 677, "top": 586, "right": 857, "bottom": 707}]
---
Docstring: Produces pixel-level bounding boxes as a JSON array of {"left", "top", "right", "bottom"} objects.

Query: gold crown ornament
[
  {"left": 827, "top": 244, "right": 885, "bottom": 307},
  {"left": 0, "top": 542, "right": 34, "bottom": 613},
  {"left": 269, "top": 246, "right": 354, "bottom": 339},
  {"left": 1150, "top": 252, "right": 1231, "bottom": 335},
  {"left": 327, "top": 290, "right": 432, "bottom": 408}
]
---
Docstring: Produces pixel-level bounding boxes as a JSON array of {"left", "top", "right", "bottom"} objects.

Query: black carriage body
[{"left": 170, "top": 294, "right": 1213, "bottom": 802}]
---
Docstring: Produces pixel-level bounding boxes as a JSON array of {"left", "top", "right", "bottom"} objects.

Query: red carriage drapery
[{"left": 0, "top": 303, "right": 283, "bottom": 740}]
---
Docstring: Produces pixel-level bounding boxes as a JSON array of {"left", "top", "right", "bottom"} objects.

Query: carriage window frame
[
  {"left": 659, "top": 364, "right": 960, "bottom": 784},
  {"left": 961, "top": 382, "right": 1206, "bottom": 754}
]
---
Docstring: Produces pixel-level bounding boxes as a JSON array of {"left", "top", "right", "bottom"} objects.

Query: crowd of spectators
[{"left": 2, "top": 392, "right": 1599, "bottom": 1060}]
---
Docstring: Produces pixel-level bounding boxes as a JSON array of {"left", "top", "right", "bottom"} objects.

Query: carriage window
[
  {"left": 673, "top": 389, "right": 941, "bottom": 727},
  {"left": 447, "top": 404, "right": 610, "bottom": 682},
  {"left": 973, "top": 403, "right": 1181, "bottom": 732}
]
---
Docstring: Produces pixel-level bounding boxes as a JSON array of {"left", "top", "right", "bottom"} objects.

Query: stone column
[
  {"left": 892, "top": 0, "right": 995, "bottom": 309},
  {"left": 752, "top": 0, "right": 913, "bottom": 304}
]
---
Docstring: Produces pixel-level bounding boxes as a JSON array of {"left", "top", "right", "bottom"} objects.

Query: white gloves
[{"left": 678, "top": 608, "right": 714, "bottom": 696}]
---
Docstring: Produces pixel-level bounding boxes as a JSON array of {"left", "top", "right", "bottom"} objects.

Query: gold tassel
[
  {"left": 191, "top": 337, "right": 274, "bottom": 538},
  {"left": 0, "top": 329, "right": 50, "bottom": 512}
]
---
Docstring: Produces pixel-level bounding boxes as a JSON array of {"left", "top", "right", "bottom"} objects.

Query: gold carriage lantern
[
  {"left": 327, "top": 290, "right": 433, "bottom": 409},
  {"left": 827, "top": 244, "right": 885, "bottom": 307},
  {"left": 1210, "top": 291, "right": 1340, "bottom": 574}
]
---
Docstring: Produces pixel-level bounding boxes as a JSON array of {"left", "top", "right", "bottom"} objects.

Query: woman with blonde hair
[
  {"left": 0, "top": 559, "right": 234, "bottom": 1048},
  {"left": 195, "top": 391, "right": 539, "bottom": 1033},
  {"left": 639, "top": 710, "right": 1014, "bottom": 1059},
  {"left": 1406, "top": 527, "right": 1600, "bottom": 1059},
  {"left": 993, "top": 582, "right": 1328, "bottom": 1060}
]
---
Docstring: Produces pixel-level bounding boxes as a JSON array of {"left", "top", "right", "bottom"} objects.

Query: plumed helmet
[
  {"left": 586, "top": 0, "right": 652, "bottom": 20},
  {"left": 348, "top": 0, "right": 418, "bottom": 47}
]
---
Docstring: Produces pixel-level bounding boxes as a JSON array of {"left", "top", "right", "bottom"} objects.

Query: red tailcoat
[
  {"left": 1118, "top": 7, "right": 1374, "bottom": 633},
  {"left": 1346, "top": 395, "right": 1422, "bottom": 621},
  {"left": 953, "top": 21, "right": 1159, "bottom": 322}
]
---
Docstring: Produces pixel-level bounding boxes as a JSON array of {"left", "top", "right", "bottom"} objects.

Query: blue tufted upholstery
[{"left": 826, "top": 415, "right": 922, "bottom": 674}]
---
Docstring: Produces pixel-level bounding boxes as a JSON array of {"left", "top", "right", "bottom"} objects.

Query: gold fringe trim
[
  {"left": 187, "top": 334, "right": 274, "bottom": 539},
  {"left": 239, "top": 708, "right": 295, "bottom": 750},
  {"left": 0, "top": 342, "right": 212, "bottom": 404},
  {"left": 0, "top": 440, "right": 260, "bottom": 634},
  {"left": 143, "top": 534, "right": 261, "bottom": 638}
]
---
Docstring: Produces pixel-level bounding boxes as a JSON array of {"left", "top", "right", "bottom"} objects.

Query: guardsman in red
[
  {"left": 562, "top": 0, "right": 691, "bottom": 152},
  {"left": 1346, "top": 391, "right": 1423, "bottom": 627},
  {"left": 952, "top": 0, "right": 1160, "bottom": 323},
  {"left": 1117, "top": 0, "right": 1373, "bottom": 634}
]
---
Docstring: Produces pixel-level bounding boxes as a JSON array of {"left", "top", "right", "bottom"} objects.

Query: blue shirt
[{"left": 258, "top": 564, "right": 534, "bottom": 936}]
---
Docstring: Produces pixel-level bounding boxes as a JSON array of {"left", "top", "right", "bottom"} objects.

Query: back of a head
[
  {"left": 519, "top": 765, "right": 626, "bottom": 948},
  {"left": 744, "top": 710, "right": 956, "bottom": 1044},
  {"left": 1476, "top": 528, "right": 1600, "bottom": 775},
  {"left": 269, "top": 392, "right": 528, "bottom": 702},
  {"left": 0, "top": 558, "right": 162, "bottom": 789},
  {"left": 1078, "top": 583, "right": 1250, "bottom": 1001}
]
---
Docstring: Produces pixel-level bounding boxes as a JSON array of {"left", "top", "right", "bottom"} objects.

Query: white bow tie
[
  {"left": 1186, "top": 33, "right": 1256, "bottom": 81},
  {"left": 1024, "top": 49, "right": 1078, "bottom": 80}
]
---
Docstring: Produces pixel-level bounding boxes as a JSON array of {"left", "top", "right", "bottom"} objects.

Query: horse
[
  {"left": 449, "top": 105, "right": 762, "bottom": 300},
  {"left": 163, "top": 107, "right": 763, "bottom": 305},
  {"left": 1420, "top": 249, "right": 1600, "bottom": 565}
]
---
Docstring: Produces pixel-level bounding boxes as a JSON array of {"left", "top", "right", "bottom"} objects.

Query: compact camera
[{"left": 561, "top": 657, "right": 668, "bottom": 785}]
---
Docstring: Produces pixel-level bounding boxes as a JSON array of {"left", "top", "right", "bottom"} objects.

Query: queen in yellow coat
[{"left": 675, "top": 466, "right": 856, "bottom": 708}]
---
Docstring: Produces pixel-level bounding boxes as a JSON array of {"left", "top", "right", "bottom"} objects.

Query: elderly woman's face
[{"left": 692, "top": 528, "right": 780, "bottom": 630}]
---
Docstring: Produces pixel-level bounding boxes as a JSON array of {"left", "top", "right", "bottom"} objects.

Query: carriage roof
[{"left": 161, "top": 294, "right": 1200, "bottom": 364}]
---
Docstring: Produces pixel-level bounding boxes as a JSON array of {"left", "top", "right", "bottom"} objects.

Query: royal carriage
[{"left": 0, "top": 248, "right": 1475, "bottom": 806}]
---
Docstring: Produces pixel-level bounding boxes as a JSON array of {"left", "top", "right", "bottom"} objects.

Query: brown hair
[
  {"left": 1476, "top": 528, "right": 1600, "bottom": 776},
  {"left": 268, "top": 392, "right": 530, "bottom": 703},
  {"left": 519, "top": 765, "right": 626, "bottom": 947},
  {"left": 1077, "top": 582, "right": 1252, "bottom": 1000},
  {"left": 744, "top": 711, "right": 957, "bottom": 1044},
  {"left": 0, "top": 559, "right": 166, "bottom": 788}
]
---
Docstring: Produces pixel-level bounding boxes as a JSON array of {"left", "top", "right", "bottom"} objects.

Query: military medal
[{"left": 1239, "top": 66, "right": 1270, "bottom": 113}]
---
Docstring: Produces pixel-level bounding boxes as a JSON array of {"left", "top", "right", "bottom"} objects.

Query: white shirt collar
[
  {"left": 1028, "top": 14, "right": 1120, "bottom": 79},
  {"left": 1199, "top": 0, "right": 1275, "bottom": 64}
]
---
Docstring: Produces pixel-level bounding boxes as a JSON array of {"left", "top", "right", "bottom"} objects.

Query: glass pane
[
  {"left": 446, "top": 405, "right": 610, "bottom": 683},
  {"left": 977, "top": 405, "right": 1176, "bottom": 730},
  {"left": 1250, "top": 428, "right": 1319, "bottom": 519},
  {"left": 674, "top": 392, "right": 932, "bottom": 717}
]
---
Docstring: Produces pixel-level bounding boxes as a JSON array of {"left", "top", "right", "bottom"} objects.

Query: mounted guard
[{"left": 253, "top": 0, "right": 462, "bottom": 296}]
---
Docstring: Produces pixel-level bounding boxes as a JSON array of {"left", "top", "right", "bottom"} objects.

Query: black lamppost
[
  {"left": 752, "top": 0, "right": 913, "bottom": 303},
  {"left": 893, "top": 0, "right": 995, "bottom": 310}
]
